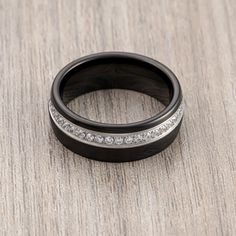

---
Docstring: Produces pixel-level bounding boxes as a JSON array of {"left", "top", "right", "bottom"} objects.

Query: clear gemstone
[
  {"left": 62, "top": 122, "right": 70, "bottom": 129},
  {"left": 165, "top": 122, "right": 171, "bottom": 129},
  {"left": 162, "top": 124, "right": 169, "bottom": 131},
  {"left": 125, "top": 136, "right": 133, "bottom": 144},
  {"left": 78, "top": 132, "right": 85, "bottom": 139},
  {"left": 105, "top": 136, "right": 114, "bottom": 145},
  {"left": 74, "top": 129, "right": 80, "bottom": 135},
  {"left": 95, "top": 135, "right": 104, "bottom": 143},
  {"left": 150, "top": 131, "right": 156, "bottom": 138},
  {"left": 114, "top": 137, "right": 123, "bottom": 145},
  {"left": 50, "top": 106, "right": 55, "bottom": 113},
  {"left": 172, "top": 116, "right": 177, "bottom": 122},
  {"left": 134, "top": 134, "right": 142, "bottom": 143},
  {"left": 64, "top": 124, "right": 74, "bottom": 133},
  {"left": 69, "top": 126, "right": 75, "bottom": 133},
  {"left": 155, "top": 127, "right": 162, "bottom": 135},
  {"left": 54, "top": 113, "right": 60, "bottom": 120},
  {"left": 144, "top": 131, "right": 152, "bottom": 140},
  {"left": 142, "top": 133, "right": 148, "bottom": 141},
  {"left": 74, "top": 129, "right": 86, "bottom": 139},
  {"left": 86, "top": 133, "right": 94, "bottom": 142},
  {"left": 57, "top": 118, "right": 65, "bottom": 126},
  {"left": 159, "top": 126, "right": 165, "bottom": 134}
]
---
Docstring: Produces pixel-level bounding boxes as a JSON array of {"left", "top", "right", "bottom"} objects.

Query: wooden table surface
[{"left": 1, "top": 0, "right": 236, "bottom": 235}]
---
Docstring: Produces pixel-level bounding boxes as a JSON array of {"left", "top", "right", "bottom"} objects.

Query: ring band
[{"left": 49, "top": 52, "right": 184, "bottom": 162}]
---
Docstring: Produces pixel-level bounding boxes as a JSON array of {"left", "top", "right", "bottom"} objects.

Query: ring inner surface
[{"left": 61, "top": 57, "right": 173, "bottom": 116}]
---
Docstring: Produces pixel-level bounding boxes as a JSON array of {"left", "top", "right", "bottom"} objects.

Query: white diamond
[
  {"left": 162, "top": 124, "right": 169, "bottom": 132},
  {"left": 95, "top": 135, "right": 104, "bottom": 143},
  {"left": 150, "top": 131, "right": 156, "bottom": 138},
  {"left": 74, "top": 129, "right": 80, "bottom": 135},
  {"left": 50, "top": 106, "right": 55, "bottom": 113},
  {"left": 57, "top": 117, "right": 65, "bottom": 126},
  {"left": 172, "top": 116, "right": 177, "bottom": 122},
  {"left": 62, "top": 122, "right": 70, "bottom": 129},
  {"left": 155, "top": 128, "right": 162, "bottom": 135},
  {"left": 74, "top": 129, "right": 86, "bottom": 139},
  {"left": 86, "top": 133, "right": 94, "bottom": 142},
  {"left": 78, "top": 132, "right": 85, "bottom": 139},
  {"left": 142, "top": 133, "right": 148, "bottom": 141},
  {"left": 158, "top": 126, "right": 165, "bottom": 134},
  {"left": 54, "top": 113, "right": 60, "bottom": 120},
  {"left": 105, "top": 136, "right": 114, "bottom": 145},
  {"left": 143, "top": 132, "right": 152, "bottom": 141},
  {"left": 69, "top": 126, "right": 75, "bottom": 133},
  {"left": 125, "top": 136, "right": 133, "bottom": 144},
  {"left": 64, "top": 124, "right": 74, "bottom": 133},
  {"left": 114, "top": 137, "right": 123, "bottom": 145},
  {"left": 134, "top": 134, "right": 142, "bottom": 143}
]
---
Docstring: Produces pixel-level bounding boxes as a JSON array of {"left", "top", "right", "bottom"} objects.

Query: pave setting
[{"left": 49, "top": 101, "right": 184, "bottom": 148}]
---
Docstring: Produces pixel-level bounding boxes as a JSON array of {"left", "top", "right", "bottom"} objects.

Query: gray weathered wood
[{"left": 1, "top": 0, "right": 236, "bottom": 235}]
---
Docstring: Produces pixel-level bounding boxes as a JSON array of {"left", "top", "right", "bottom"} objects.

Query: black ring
[{"left": 49, "top": 52, "right": 184, "bottom": 162}]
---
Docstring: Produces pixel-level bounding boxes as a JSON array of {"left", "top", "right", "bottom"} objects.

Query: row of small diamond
[{"left": 49, "top": 101, "right": 184, "bottom": 147}]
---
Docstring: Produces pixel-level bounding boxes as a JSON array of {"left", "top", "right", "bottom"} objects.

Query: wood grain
[{"left": 1, "top": 0, "right": 236, "bottom": 235}]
